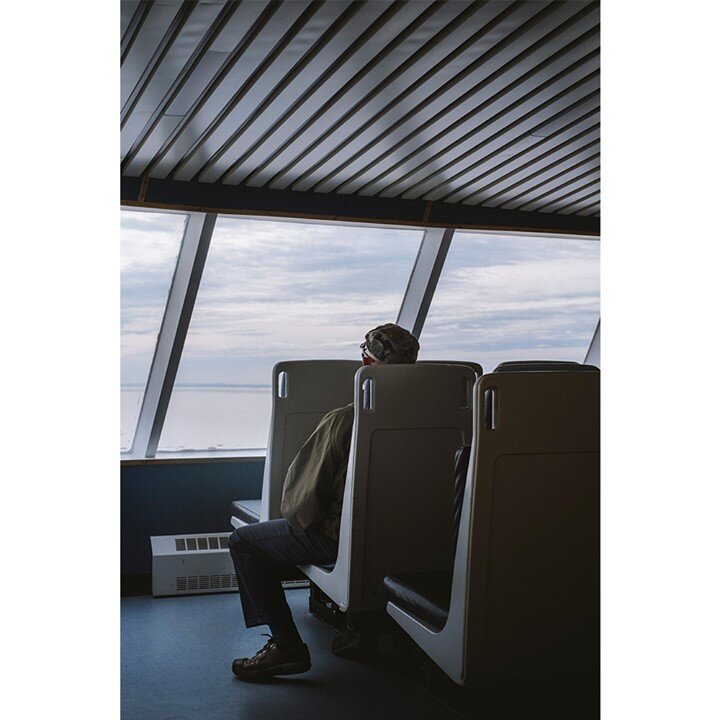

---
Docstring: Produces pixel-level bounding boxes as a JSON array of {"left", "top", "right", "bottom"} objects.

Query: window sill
[{"left": 120, "top": 449, "right": 266, "bottom": 466}]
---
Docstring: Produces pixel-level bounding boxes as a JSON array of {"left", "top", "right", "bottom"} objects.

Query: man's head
[{"left": 360, "top": 323, "right": 420, "bottom": 366}]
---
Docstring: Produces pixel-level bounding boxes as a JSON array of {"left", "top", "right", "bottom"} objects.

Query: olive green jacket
[{"left": 280, "top": 404, "right": 354, "bottom": 540}]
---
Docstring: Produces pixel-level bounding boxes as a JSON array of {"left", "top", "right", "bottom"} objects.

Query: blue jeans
[{"left": 228, "top": 519, "right": 338, "bottom": 629}]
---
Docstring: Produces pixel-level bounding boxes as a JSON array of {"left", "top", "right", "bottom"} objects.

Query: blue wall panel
[{"left": 121, "top": 460, "right": 263, "bottom": 578}]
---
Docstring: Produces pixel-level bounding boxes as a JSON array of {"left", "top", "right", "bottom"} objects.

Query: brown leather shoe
[{"left": 232, "top": 637, "right": 311, "bottom": 679}]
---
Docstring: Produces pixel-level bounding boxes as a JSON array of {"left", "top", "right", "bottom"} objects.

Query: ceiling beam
[{"left": 121, "top": 176, "right": 599, "bottom": 235}]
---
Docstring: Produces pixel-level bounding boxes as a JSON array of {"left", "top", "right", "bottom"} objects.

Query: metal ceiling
[{"left": 121, "top": 0, "right": 600, "bottom": 230}]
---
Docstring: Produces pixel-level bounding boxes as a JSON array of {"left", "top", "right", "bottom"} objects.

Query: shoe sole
[{"left": 233, "top": 660, "right": 311, "bottom": 679}]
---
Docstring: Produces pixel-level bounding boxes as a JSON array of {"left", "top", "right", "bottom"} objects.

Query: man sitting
[{"left": 228, "top": 323, "right": 420, "bottom": 679}]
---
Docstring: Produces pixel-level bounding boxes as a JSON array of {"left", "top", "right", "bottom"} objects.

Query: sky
[
  {"left": 121, "top": 209, "right": 188, "bottom": 386},
  {"left": 121, "top": 209, "right": 600, "bottom": 389},
  {"left": 421, "top": 231, "right": 600, "bottom": 371}
]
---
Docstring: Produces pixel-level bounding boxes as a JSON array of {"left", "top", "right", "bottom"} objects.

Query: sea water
[{"left": 121, "top": 387, "right": 272, "bottom": 453}]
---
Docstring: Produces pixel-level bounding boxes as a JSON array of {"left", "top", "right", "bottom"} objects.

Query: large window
[
  {"left": 158, "top": 217, "right": 423, "bottom": 452},
  {"left": 120, "top": 209, "right": 187, "bottom": 452},
  {"left": 420, "top": 231, "right": 600, "bottom": 372},
  {"left": 121, "top": 214, "right": 599, "bottom": 457}
]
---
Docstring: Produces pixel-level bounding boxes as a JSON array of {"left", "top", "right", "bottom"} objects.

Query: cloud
[
  {"left": 420, "top": 232, "right": 600, "bottom": 367},
  {"left": 120, "top": 209, "right": 186, "bottom": 273}
]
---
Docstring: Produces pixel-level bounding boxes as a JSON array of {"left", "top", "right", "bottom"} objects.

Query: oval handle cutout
[
  {"left": 362, "top": 378, "right": 375, "bottom": 411},
  {"left": 277, "top": 371, "right": 288, "bottom": 398},
  {"left": 484, "top": 387, "right": 498, "bottom": 430}
]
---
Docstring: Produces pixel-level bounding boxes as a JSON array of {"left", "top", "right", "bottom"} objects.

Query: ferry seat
[
  {"left": 256, "top": 360, "right": 360, "bottom": 525},
  {"left": 383, "top": 365, "right": 600, "bottom": 686},
  {"left": 300, "top": 363, "right": 475, "bottom": 613}
]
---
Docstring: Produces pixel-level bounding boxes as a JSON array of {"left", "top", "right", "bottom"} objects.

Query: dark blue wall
[{"left": 121, "top": 459, "right": 264, "bottom": 581}]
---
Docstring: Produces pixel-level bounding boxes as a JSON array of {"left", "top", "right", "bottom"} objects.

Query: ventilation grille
[
  {"left": 176, "top": 574, "right": 238, "bottom": 593},
  {"left": 175, "top": 535, "right": 228, "bottom": 552}
]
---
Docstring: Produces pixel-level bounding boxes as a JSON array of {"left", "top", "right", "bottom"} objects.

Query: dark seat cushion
[
  {"left": 383, "top": 571, "right": 452, "bottom": 632},
  {"left": 230, "top": 499, "right": 261, "bottom": 525}
]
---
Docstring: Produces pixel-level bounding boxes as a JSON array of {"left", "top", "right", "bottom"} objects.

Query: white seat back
[
  {"left": 260, "top": 360, "right": 360, "bottom": 521},
  {"left": 302, "top": 363, "right": 475, "bottom": 612}
]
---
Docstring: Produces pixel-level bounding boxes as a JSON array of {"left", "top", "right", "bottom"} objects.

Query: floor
[{"left": 121, "top": 589, "right": 464, "bottom": 720}]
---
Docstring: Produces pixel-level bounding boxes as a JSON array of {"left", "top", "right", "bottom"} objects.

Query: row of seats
[
  {"left": 230, "top": 359, "right": 483, "bottom": 527},
  {"left": 229, "top": 359, "right": 599, "bottom": 687},
  {"left": 383, "top": 361, "right": 600, "bottom": 686}
]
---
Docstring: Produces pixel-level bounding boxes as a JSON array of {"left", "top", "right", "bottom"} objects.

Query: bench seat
[
  {"left": 230, "top": 499, "right": 261, "bottom": 525},
  {"left": 383, "top": 571, "right": 452, "bottom": 632}
]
